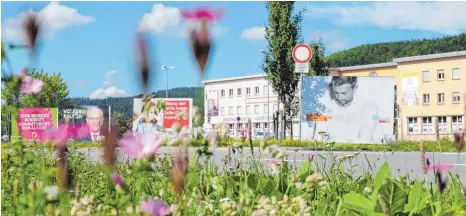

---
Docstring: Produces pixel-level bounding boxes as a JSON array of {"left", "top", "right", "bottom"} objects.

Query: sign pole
[
  {"left": 299, "top": 72, "right": 303, "bottom": 141},
  {"left": 292, "top": 43, "right": 312, "bottom": 140}
]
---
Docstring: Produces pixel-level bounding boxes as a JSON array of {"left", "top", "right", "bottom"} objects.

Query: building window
[
  {"left": 255, "top": 86, "right": 260, "bottom": 95},
  {"left": 264, "top": 123, "right": 268, "bottom": 129},
  {"left": 437, "top": 69, "right": 445, "bottom": 80},
  {"left": 237, "top": 88, "right": 242, "bottom": 97},
  {"left": 246, "top": 87, "right": 251, "bottom": 96},
  {"left": 437, "top": 93, "right": 445, "bottom": 104},
  {"left": 452, "top": 68, "right": 460, "bottom": 80},
  {"left": 229, "top": 106, "right": 233, "bottom": 115},
  {"left": 221, "top": 90, "right": 225, "bottom": 97},
  {"left": 422, "top": 117, "right": 432, "bottom": 134},
  {"left": 453, "top": 92, "right": 461, "bottom": 104},
  {"left": 394, "top": 86, "right": 397, "bottom": 103},
  {"left": 264, "top": 86, "right": 269, "bottom": 95},
  {"left": 237, "top": 106, "right": 242, "bottom": 115},
  {"left": 273, "top": 104, "right": 278, "bottom": 113},
  {"left": 422, "top": 71, "right": 430, "bottom": 82},
  {"left": 229, "top": 89, "right": 233, "bottom": 97},
  {"left": 254, "top": 123, "right": 260, "bottom": 129},
  {"left": 221, "top": 107, "right": 225, "bottom": 116},
  {"left": 264, "top": 104, "right": 268, "bottom": 114},
  {"left": 246, "top": 105, "right": 251, "bottom": 114},
  {"left": 452, "top": 116, "right": 463, "bottom": 132},
  {"left": 423, "top": 94, "right": 430, "bottom": 104},
  {"left": 254, "top": 105, "right": 260, "bottom": 114},
  {"left": 229, "top": 124, "right": 235, "bottom": 136},
  {"left": 408, "top": 117, "right": 418, "bottom": 133},
  {"left": 438, "top": 116, "right": 447, "bottom": 134}
]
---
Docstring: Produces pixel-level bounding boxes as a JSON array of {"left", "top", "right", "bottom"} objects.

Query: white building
[{"left": 201, "top": 74, "right": 300, "bottom": 139}]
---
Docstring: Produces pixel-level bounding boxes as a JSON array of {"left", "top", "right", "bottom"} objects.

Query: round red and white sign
[{"left": 292, "top": 44, "right": 313, "bottom": 63}]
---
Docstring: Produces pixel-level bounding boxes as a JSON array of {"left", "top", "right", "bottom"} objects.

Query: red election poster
[{"left": 163, "top": 99, "right": 192, "bottom": 129}]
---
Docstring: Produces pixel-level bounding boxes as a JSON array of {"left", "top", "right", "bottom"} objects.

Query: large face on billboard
[
  {"left": 133, "top": 98, "right": 192, "bottom": 135},
  {"left": 300, "top": 76, "right": 394, "bottom": 144},
  {"left": 59, "top": 106, "right": 111, "bottom": 143}
]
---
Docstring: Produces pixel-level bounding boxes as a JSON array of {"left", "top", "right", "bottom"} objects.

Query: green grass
[
  {"left": 2, "top": 141, "right": 465, "bottom": 215},
  {"left": 2, "top": 137, "right": 464, "bottom": 152}
]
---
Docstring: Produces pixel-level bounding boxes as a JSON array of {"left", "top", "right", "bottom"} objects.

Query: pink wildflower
[
  {"left": 42, "top": 122, "right": 90, "bottom": 146},
  {"left": 112, "top": 172, "right": 124, "bottom": 186},
  {"left": 181, "top": 7, "right": 224, "bottom": 21},
  {"left": 21, "top": 75, "right": 43, "bottom": 94},
  {"left": 425, "top": 163, "right": 454, "bottom": 172},
  {"left": 140, "top": 197, "right": 170, "bottom": 216},
  {"left": 309, "top": 153, "right": 316, "bottom": 161},
  {"left": 118, "top": 131, "right": 165, "bottom": 159}
]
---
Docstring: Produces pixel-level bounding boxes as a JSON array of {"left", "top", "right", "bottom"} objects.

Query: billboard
[
  {"left": 206, "top": 90, "right": 219, "bottom": 116},
  {"left": 58, "top": 106, "right": 111, "bottom": 143},
  {"left": 11, "top": 108, "right": 58, "bottom": 141},
  {"left": 133, "top": 98, "right": 192, "bottom": 134},
  {"left": 401, "top": 72, "right": 419, "bottom": 106},
  {"left": 300, "top": 76, "right": 394, "bottom": 144}
]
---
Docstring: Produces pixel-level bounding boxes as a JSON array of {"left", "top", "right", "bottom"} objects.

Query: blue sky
[{"left": 2, "top": 1, "right": 465, "bottom": 98}]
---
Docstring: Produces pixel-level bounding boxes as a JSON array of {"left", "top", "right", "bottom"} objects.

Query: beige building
[{"left": 329, "top": 51, "right": 466, "bottom": 141}]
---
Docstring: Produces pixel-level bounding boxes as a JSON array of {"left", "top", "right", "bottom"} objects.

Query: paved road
[{"left": 72, "top": 147, "right": 466, "bottom": 185}]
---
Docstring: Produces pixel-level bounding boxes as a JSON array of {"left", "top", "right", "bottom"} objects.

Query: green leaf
[
  {"left": 371, "top": 162, "right": 392, "bottom": 203},
  {"left": 342, "top": 192, "right": 374, "bottom": 215},
  {"left": 374, "top": 162, "right": 391, "bottom": 190},
  {"left": 185, "top": 172, "right": 200, "bottom": 190},
  {"left": 376, "top": 181, "right": 407, "bottom": 215},
  {"left": 247, "top": 174, "right": 259, "bottom": 191},
  {"left": 297, "top": 160, "right": 312, "bottom": 181},
  {"left": 403, "top": 181, "right": 429, "bottom": 215}
]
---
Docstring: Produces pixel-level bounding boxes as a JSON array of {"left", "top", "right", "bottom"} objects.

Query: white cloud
[
  {"left": 103, "top": 70, "right": 117, "bottom": 87},
  {"left": 307, "top": 2, "right": 466, "bottom": 34},
  {"left": 89, "top": 86, "right": 127, "bottom": 99},
  {"left": 138, "top": 4, "right": 182, "bottom": 33},
  {"left": 138, "top": 3, "right": 228, "bottom": 38},
  {"left": 89, "top": 70, "right": 127, "bottom": 99},
  {"left": 2, "top": 2, "right": 95, "bottom": 40},
  {"left": 240, "top": 26, "right": 265, "bottom": 40},
  {"left": 310, "top": 31, "right": 349, "bottom": 52}
]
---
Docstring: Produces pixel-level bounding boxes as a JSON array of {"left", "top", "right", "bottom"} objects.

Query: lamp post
[{"left": 161, "top": 65, "right": 175, "bottom": 98}]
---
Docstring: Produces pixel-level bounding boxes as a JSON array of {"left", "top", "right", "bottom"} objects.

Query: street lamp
[{"left": 161, "top": 65, "right": 175, "bottom": 98}]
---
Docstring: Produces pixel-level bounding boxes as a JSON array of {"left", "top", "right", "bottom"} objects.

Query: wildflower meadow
[{"left": 2, "top": 2, "right": 466, "bottom": 216}]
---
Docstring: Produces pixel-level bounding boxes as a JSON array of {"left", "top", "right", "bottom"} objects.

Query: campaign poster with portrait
[
  {"left": 11, "top": 108, "right": 58, "bottom": 141},
  {"left": 133, "top": 98, "right": 192, "bottom": 135},
  {"left": 58, "top": 106, "right": 111, "bottom": 143},
  {"left": 206, "top": 90, "right": 219, "bottom": 116},
  {"left": 300, "top": 76, "right": 394, "bottom": 144},
  {"left": 401, "top": 72, "right": 419, "bottom": 106}
]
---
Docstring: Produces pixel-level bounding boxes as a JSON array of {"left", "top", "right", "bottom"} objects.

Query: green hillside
[
  {"left": 327, "top": 33, "right": 466, "bottom": 67},
  {"left": 68, "top": 87, "right": 204, "bottom": 121}
]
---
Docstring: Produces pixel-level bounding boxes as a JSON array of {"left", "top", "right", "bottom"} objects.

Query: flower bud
[{"left": 127, "top": 207, "right": 134, "bottom": 214}]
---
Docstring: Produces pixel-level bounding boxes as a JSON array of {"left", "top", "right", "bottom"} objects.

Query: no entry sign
[
  {"left": 293, "top": 44, "right": 312, "bottom": 73},
  {"left": 292, "top": 44, "right": 312, "bottom": 63}
]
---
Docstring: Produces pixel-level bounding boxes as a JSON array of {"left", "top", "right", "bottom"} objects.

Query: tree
[
  {"left": 111, "top": 111, "right": 132, "bottom": 138},
  {"left": 261, "top": 1, "right": 304, "bottom": 139},
  {"left": 20, "top": 68, "right": 70, "bottom": 107},
  {"left": 1, "top": 68, "right": 69, "bottom": 138},
  {"left": 308, "top": 39, "right": 329, "bottom": 76}
]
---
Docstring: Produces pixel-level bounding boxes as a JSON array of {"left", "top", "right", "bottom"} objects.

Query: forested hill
[
  {"left": 68, "top": 87, "right": 204, "bottom": 118},
  {"left": 327, "top": 33, "right": 466, "bottom": 67}
]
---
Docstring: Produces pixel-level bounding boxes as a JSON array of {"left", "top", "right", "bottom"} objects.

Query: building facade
[
  {"left": 329, "top": 51, "right": 466, "bottom": 141},
  {"left": 202, "top": 74, "right": 299, "bottom": 139}
]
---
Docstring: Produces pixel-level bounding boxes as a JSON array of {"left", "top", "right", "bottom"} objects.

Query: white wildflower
[{"left": 44, "top": 185, "right": 59, "bottom": 200}]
